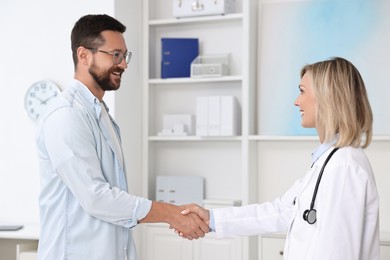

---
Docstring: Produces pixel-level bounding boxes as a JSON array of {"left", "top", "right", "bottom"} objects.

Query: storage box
[
  {"left": 208, "top": 96, "right": 221, "bottom": 136},
  {"left": 157, "top": 114, "right": 195, "bottom": 136},
  {"left": 195, "top": 97, "right": 208, "bottom": 136},
  {"left": 173, "top": 0, "right": 236, "bottom": 18},
  {"left": 156, "top": 176, "right": 204, "bottom": 205},
  {"left": 203, "top": 199, "right": 242, "bottom": 209},
  {"left": 161, "top": 38, "right": 199, "bottom": 78},
  {"left": 220, "top": 96, "right": 240, "bottom": 136},
  {"left": 196, "top": 95, "right": 241, "bottom": 136},
  {"left": 191, "top": 54, "right": 229, "bottom": 77}
]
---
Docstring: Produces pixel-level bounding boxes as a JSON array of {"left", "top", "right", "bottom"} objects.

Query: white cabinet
[
  {"left": 141, "top": 0, "right": 258, "bottom": 259},
  {"left": 0, "top": 225, "right": 39, "bottom": 260},
  {"left": 194, "top": 234, "right": 242, "bottom": 260},
  {"left": 381, "top": 245, "right": 390, "bottom": 260},
  {"left": 259, "top": 234, "right": 285, "bottom": 260},
  {"left": 139, "top": 1, "right": 390, "bottom": 260},
  {"left": 17, "top": 243, "right": 38, "bottom": 260},
  {"left": 381, "top": 232, "right": 390, "bottom": 260},
  {"left": 142, "top": 224, "right": 241, "bottom": 260},
  {"left": 142, "top": 224, "right": 193, "bottom": 260},
  {"left": 259, "top": 233, "right": 390, "bottom": 260}
]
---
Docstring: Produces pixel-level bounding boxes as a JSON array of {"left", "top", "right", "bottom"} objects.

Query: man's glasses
[{"left": 86, "top": 47, "right": 132, "bottom": 65}]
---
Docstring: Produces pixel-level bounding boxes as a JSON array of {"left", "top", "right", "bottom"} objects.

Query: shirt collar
[
  {"left": 311, "top": 136, "right": 338, "bottom": 164},
  {"left": 70, "top": 79, "right": 110, "bottom": 118}
]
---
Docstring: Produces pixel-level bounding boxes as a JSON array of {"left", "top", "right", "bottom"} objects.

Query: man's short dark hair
[{"left": 71, "top": 14, "right": 126, "bottom": 69}]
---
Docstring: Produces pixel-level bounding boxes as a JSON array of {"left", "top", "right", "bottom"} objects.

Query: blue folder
[{"left": 161, "top": 38, "right": 199, "bottom": 78}]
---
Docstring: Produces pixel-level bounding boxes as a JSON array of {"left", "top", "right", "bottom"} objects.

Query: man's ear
[{"left": 77, "top": 46, "right": 91, "bottom": 66}]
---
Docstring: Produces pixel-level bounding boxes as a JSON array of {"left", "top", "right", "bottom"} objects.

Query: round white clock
[{"left": 24, "top": 80, "right": 61, "bottom": 121}]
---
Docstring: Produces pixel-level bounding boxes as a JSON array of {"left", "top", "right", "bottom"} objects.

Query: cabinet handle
[{"left": 279, "top": 250, "right": 284, "bottom": 256}]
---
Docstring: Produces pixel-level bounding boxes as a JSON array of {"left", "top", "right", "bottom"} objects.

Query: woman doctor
[{"left": 180, "top": 57, "right": 380, "bottom": 259}]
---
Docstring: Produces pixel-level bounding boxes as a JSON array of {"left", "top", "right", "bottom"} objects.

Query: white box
[
  {"left": 191, "top": 54, "right": 229, "bottom": 78},
  {"left": 156, "top": 176, "right": 204, "bottom": 206},
  {"left": 203, "top": 199, "right": 242, "bottom": 209},
  {"left": 208, "top": 96, "right": 221, "bottom": 136},
  {"left": 173, "top": 0, "right": 235, "bottom": 18},
  {"left": 196, "top": 95, "right": 240, "bottom": 136},
  {"left": 158, "top": 114, "right": 195, "bottom": 136},
  {"left": 220, "top": 96, "right": 240, "bottom": 136},
  {"left": 196, "top": 97, "right": 209, "bottom": 136}
]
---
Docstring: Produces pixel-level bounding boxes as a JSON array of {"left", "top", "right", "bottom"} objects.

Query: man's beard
[{"left": 88, "top": 60, "right": 124, "bottom": 91}]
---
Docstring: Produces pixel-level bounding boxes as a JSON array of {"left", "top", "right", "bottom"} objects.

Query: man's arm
[{"left": 138, "top": 201, "right": 210, "bottom": 240}]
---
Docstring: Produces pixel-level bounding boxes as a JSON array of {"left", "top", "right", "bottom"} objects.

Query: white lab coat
[{"left": 212, "top": 146, "right": 380, "bottom": 260}]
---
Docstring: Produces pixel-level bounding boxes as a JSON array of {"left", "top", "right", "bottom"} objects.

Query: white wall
[
  {"left": 115, "top": 0, "right": 144, "bottom": 200},
  {"left": 0, "top": 0, "right": 121, "bottom": 225}
]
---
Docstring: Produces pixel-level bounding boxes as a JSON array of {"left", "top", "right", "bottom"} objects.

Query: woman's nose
[{"left": 294, "top": 97, "right": 300, "bottom": 107}]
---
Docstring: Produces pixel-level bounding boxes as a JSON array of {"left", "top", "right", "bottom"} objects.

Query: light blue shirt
[
  {"left": 311, "top": 138, "right": 337, "bottom": 164},
  {"left": 36, "top": 79, "right": 152, "bottom": 260}
]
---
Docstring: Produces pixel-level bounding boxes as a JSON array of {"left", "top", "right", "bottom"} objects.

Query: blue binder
[{"left": 161, "top": 38, "right": 199, "bottom": 78}]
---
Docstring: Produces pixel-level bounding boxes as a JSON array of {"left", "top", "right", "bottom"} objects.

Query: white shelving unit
[
  {"left": 141, "top": 0, "right": 258, "bottom": 259},
  {"left": 140, "top": 1, "right": 390, "bottom": 259}
]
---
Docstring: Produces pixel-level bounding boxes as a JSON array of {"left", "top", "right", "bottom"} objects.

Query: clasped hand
[{"left": 170, "top": 204, "right": 211, "bottom": 240}]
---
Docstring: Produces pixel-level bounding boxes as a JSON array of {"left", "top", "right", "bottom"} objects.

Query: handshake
[{"left": 139, "top": 202, "right": 211, "bottom": 240}]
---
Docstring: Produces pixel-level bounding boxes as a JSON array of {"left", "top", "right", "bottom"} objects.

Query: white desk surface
[{"left": 0, "top": 224, "right": 39, "bottom": 240}]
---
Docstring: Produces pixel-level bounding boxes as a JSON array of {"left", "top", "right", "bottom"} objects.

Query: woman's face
[{"left": 294, "top": 72, "right": 317, "bottom": 128}]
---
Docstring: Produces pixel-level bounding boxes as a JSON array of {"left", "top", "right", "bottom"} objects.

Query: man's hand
[
  {"left": 138, "top": 201, "right": 209, "bottom": 240},
  {"left": 171, "top": 203, "right": 210, "bottom": 239},
  {"left": 172, "top": 206, "right": 210, "bottom": 240}
]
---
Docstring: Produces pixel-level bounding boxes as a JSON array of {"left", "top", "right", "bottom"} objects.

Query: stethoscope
[{"left": 303, "top": 147, "right": 339, "bottom": 224}]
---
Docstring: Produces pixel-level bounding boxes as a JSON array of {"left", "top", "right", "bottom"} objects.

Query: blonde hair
[{"left": 300, "top": 57, "right": 373, "bottom": 148}]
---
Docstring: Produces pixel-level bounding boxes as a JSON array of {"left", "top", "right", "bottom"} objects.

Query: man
[{"left": 36, "top": 14, "right": 208, "bottom": 260}]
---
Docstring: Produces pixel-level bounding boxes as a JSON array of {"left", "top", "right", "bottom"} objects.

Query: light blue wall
[{"left": 258, "top": 0, "right": 390, "bottom": 136}]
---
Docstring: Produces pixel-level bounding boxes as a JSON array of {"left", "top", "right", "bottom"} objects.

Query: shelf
[
  {"left": 373, "top": 135, "right": 390, "bottom": 141},
  {"left": 249, "top": 135, "right": 319, "bottom": 141},
  {"left": 249, "top": 135, "right": 390, "bottom": 142},
  {"left": 149, "top": 75, "right": 242, "bottom": 85},
  {"left": 149, "top": 136, "right": 242, "bottom": 141},
  {"left": 149, "top": 13, "right": 243, "bottom": 26}
]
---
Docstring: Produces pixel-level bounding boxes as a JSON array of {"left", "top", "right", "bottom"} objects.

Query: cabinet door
[
  {"left": 381, "top": 245, "right": 390, "bottom": 260},
  {"left": 144, "top": 224, "right": 193, "bottom": 260},
  {"left": 194, "top": 235, "right": 242, "bottom": 260},
  {"left": 17, "top": 242, "right": 38, "bottom": 260},
  {"left": 260, "top": 236, "right": 285, "bottom": 260}
]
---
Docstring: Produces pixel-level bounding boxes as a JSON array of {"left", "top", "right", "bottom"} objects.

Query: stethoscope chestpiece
[{"left": 303, "top": 209, "right": 317, "bottom": 224}]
